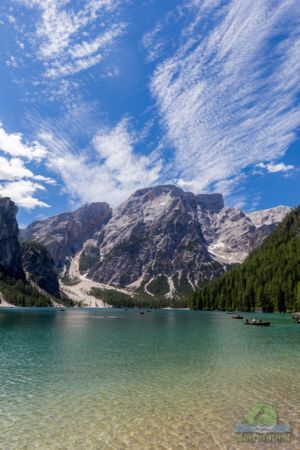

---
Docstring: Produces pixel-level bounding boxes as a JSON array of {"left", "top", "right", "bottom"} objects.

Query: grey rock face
[
  {"left": 88, "top": 186, "right": 290, "bottom": 297},
  {"left": 22, "top": 202, "right": 112, "bottom": 267},
  {"left": 21, "top": 185, "right": 291, "bottom": 300},
  {"left": 196, "top": 193, "right": 224, "bottom": 212},
  {"left": 88, "top": 186, "right": 226, "bottom": 296},
  {"left": 0, "top": 197, "right": 24, "bottom": 278},
  {"left": 247, "top": 206, "right": 291, "bottom": 227},
  {"left": 202, "top": 205, "right": 291, "bottom": 264}
]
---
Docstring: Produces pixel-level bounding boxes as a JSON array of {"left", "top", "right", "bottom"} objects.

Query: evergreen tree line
[
  {"left": 90, "top": 287, "right": 187, "bottom": 308},
  {"left": 189, "top": 206, "right": 300, "bottom": 312},
  {"left": 0, "top": 273, "right": 52, "bottom": 307},
  {"left": 0, "top": 272, "right": 74, "bottom": 307}
]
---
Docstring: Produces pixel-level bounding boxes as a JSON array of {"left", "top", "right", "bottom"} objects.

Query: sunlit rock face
[
  {"left": 88, "top": 186, "right": 290, "bottom": 298},
  {"left": 22, "top": 185, "right": 291, "bottom": 299},
  {"left": 203, "top": 205, "right": 291, "bottom": 264},
  {"left": 88, "top": 185, "right": 224, "bottom": 296},
  {"left": 22, "top": 202, "right": 112, "bottom": 267},
  {"left": 0, "top": 197, "right": 24, "bottom": 279}
]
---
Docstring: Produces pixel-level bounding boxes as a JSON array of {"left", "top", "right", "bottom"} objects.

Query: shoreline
[{"left": 0, "top": 305, "right": 298, "bottom": 316}]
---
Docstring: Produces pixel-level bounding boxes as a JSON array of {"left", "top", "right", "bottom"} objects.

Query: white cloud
[
  {"left": 93, "top": 120, "right": 161, "bottom": 187},
  {"left": 7, "top": 15, "right": 16, "bottom": 24},
  {"left": 6, "top": 56, "right": 18, "bottom": 68},
  {"left": 69, "top": 25, "right": 124, "bottom": 60},
  {"left": 0, "top": 157, "right": 34, "bottom": 180},
  {"left": 0, "top": 123, "right": 53, "bottom": 208},
  {"left": 17, "top": 40, "right": 25, "bottom": 49},
  {"left": 33, "top": 174, "right": 57, "bottom": 185},
  {"left": 256, "top": 162, "right": 295, "bottom": 174},
  {"left": 0, "top": 180, "right": 49, "bottom": 209},
  {"left": 40, "top": 119, "right": 162, "bottom": 206},
  {"left": 45, "top": 53, "right": 103, "bottom": 78},
  {"left": 20, "top": 0, "right": 126, "bottom": 78},
  {"left": 0, "top": 123, "right": 47, "bottom": 160},
  {"left": 143, "top": 22, "right": 165, "bottom": 63},
  {"left": 150, "top": 0, "right": 300, "bottom": 196}
]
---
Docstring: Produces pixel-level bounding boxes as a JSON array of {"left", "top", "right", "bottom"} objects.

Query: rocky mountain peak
[
  {"left": 21, "top": 185, "right": 291, "bottom": 301},
  {"left": 196, "top": 193, "right": 224, "bottom": 212},
  {"left": 131, "top": 184, "right": 181, "bottom": 198},
  {"left": 22, "top": 202, "right": 112, "bottom": 267},
  {"left": 87, "top": 187, "right": 290, "bottom": 298},
  {"left": 117, "top": 185, "right": 224, "bottom": 221},
  {"left": 88, "top": 186, "right": 227, "bottom": 295}
]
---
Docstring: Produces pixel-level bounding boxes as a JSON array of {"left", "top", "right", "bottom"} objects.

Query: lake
[{"left": 0, "top": 309, "right": 299, "bottom": 449}]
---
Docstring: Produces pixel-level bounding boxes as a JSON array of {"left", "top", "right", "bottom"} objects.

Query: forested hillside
[{"left": 189, "top": 206, "right": 300, "bottom": 312}]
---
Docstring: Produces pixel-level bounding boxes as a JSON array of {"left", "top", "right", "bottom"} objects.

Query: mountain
[
  {"left": 0, "top": 197, "right": 24, "bottom": 279},
  {"left": 21, "top": 202, "right": 112, "bottom": 267},
  {"left": 189, "top": 206, "right": 300, "bottom": 312},
  {"left": 87, "top": 186, "right": 290, "bottom": 298},
  {"left": 22, "top": 185, "right": 290, "bottom": 302},
  {"left": 200, "top": 204, "right": 291, "bottom": 264},
  {"left": 87, "top": 186, "right": 225, "bottom": 297},
  {"left": 21, "top": 241, "right": 60, "bottom": 298},
  {"left": 0, "top": 197, "right": 65, "bottom": 307}
]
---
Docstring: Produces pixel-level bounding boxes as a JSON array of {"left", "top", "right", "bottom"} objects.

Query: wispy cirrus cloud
[
  {"left": 143, "top": 22, "right": 165, "bottom": 63},
  {"left": 19, "top": 0, "right": 127, "bottom": 78},
  {"left": 38, "top": 119, "right": 162, "bottom": 206},
  {"left": 2, "top": 0, "right": 299, "bottom": 215},
  {"left": 149, "top": 0, "right": 300, "bottom": 196}
]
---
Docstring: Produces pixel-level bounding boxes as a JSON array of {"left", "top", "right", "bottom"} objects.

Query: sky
[{"left": 0, "top": 0, "right": 299, "bottom": 226}]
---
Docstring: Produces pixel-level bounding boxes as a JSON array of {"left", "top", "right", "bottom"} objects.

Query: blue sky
[{"left": 0, "top": 0, "right": 299, "bottom": 225}]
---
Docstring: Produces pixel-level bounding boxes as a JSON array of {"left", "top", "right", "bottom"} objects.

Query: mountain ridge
[
  {"left": 21, "top": 202, "right": 112, "bottom": 267},
  {"left": 22, "top": 185, "right": 291, "bottom": 302}
]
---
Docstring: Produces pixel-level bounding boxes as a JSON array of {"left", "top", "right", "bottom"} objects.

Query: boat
[
  {"left": 244, "top": 318, "right": 270, "bottom": 326},
  {"left": 231, "top": 314, "right": 243, "bottom": 319}
]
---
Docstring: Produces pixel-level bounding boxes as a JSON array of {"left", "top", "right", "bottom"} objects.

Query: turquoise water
[{"left": 0, "top": 309, "right": 299, "bottom": 449}]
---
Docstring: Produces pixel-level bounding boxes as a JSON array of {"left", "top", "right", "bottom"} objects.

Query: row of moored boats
[{"left": 229, "top": 311, "right": 300, "bottom": 327}]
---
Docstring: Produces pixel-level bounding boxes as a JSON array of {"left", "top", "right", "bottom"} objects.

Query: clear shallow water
[{"left": 0, "top": 309, "right": 299, "bottom": 450}]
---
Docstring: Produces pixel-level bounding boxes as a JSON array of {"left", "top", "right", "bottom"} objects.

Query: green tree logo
[{"left": 247, "top": 403, "right": 278, "bottom": 427}]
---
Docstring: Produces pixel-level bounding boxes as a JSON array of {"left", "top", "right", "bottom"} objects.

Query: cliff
[{"left": 0, "top": 197, "right": 24, "bottom": 279}]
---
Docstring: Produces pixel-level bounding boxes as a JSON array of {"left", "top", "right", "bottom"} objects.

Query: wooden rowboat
[{"left": 244, "top": 319, "right": 270, "bottom": 326}]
